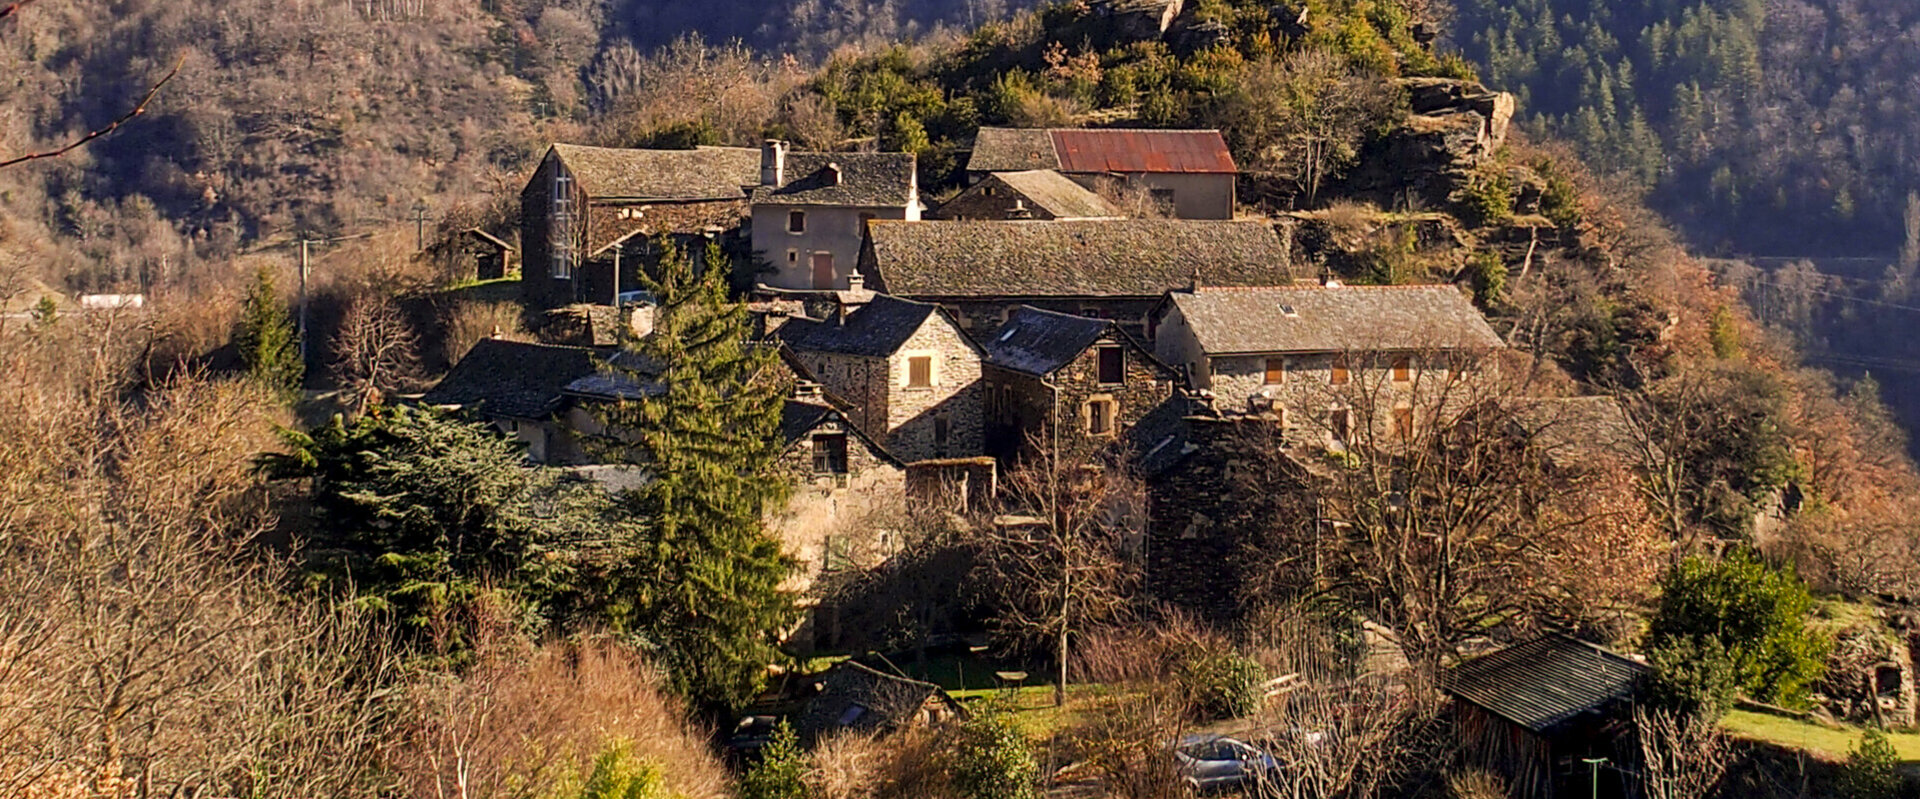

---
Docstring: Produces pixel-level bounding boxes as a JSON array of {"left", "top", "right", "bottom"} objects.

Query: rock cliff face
[{"left": 1338, "top": 78, "right": 1517, "bottom": 212}]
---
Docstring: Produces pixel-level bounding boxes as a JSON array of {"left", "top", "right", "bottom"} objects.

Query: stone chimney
[
  {"left": 846, "top": 272, "right": 865, "bottom": 292},
  {"left": 1006, "top": 199, "right": 1034, "bottom": 220},
  {"left": 760, "top": 139, "right": 787, "bottom": 187},
  {"left": 626, "top": 301, "right": 656, "bottom": 339},
  {"left": 826, "top": 162, "right": 842, "bottom": 186}
]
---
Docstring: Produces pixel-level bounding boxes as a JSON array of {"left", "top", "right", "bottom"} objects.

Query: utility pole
[
  {"left": 411, "top": 198, "right": 430, "bottom": 251},
  {"left": 298, "top": 239, "right": 310, "bottom": 364}
]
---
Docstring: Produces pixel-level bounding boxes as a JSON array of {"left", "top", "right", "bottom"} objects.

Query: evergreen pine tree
[
  {"left": 234, "top": 265, "right": 304, "bottom": 394},
  {"left": 595, "top": 239, "right": 796, "bottom": 709}
]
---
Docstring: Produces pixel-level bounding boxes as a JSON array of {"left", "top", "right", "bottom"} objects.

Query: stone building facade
[
  {"left": 980, "top": 306, "right": 1181, "bottom": 462},
  {"left": 1152, "top": 283, "right": 1503, "bottom": 448},
  {"left": 778, "top": 294, "right": 986, "bottom": 462},
  {"left": 750, "top": 140, "right": 920, "bottom": 291},
  {"left": 1144, "top": 413, "right": 1318, "bottom": 622},
  {"left": 773, "top": 396, "right": 908, "bottom": 593}
]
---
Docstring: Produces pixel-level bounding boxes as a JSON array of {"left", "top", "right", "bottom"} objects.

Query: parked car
[{"left": 1170, "top": 734, "right": 1281, "bottom": 794}]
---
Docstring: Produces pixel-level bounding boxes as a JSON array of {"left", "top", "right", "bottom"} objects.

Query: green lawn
[
  {"left": 952, "top": 684, "right": 1119, "bottom": 738},
  {"left": 1722, "top": 709, "right": 1920, "bottom": 762}
]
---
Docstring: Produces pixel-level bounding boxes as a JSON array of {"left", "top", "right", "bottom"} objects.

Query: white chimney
[
  {"left": 760, "top": 139, "right": 787, "bottom": 187},
  {"left": 826, "top": 162, "right": 842, "bottom": 186},
  {"left": 846, "top": 273, "right": 865, "bottom": 292}
]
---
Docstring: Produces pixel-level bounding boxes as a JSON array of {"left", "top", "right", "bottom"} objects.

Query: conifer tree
[
  {"left": 595, "top": 239, "right": 796, "bottom": 709},
  {"left": 234, "top": 265, "right": 303, "bottom": 394}
]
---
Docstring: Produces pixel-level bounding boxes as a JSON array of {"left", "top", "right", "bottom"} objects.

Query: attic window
[
  {"left": 1096, "top": 345, "right": 1124, "bottom": 385},
  {"left": 908, "top": 356, "right": 933, "bottom": 388},
  {"left": 1264, "top": 357, "right": 1286, "bottom": 386},
  {"left": 788, "top": 210, "right": 807, "bottom": 233},
  {"left": 812, "top": 433, "right": 849, "bottom": 475},
  {"left": 1280, "top": 304, "right": 1297, "bottom": 317}
]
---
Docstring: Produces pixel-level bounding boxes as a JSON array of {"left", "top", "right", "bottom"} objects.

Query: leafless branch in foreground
[{"left": 0, "top": 56, "right": 184, "bottom": 170}]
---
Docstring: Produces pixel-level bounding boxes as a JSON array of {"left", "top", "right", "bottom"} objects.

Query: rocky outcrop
[
  {"left": 1335, "top": 78, "right": 1517, "bottom": 212},
  {"left": 1813, "top": 623, "right": 1917, "bottom": 727}
]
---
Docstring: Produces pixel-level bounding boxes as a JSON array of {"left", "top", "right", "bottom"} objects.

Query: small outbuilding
[
  {"left": 792, "top": 661, "right": 966, "bottom": 744},
  {"left": 1444, "top": 634, "right": 1650, "bottom": 799}
]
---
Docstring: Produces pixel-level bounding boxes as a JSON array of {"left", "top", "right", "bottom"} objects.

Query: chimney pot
[{"left": 847, "top": 273, "right": 865, "bottom": 291}]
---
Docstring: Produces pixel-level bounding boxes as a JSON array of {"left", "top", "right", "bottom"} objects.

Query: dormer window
[
  {"left": 826, "top": 162, "right": 843, "bottom": 186},
  {"left": 788, "top": 210, "right": 806, "bottom": 233}
]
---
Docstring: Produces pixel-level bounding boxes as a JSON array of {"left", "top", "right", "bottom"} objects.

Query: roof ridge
[{"left": 1191, "top": 283, "right": 1460, "bottom": 292}]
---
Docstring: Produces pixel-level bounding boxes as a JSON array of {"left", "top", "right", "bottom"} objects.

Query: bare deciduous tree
[
  {"left": 331, "top": 296, "right": 422, "bottom": 414},
  {"left": 1634, "top": 707, "right": 1730, "bottom": 799}
]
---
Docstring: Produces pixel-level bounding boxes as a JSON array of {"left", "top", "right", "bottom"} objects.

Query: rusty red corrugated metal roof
[{"left": 1049, "top": 129, "right": 1237, "bottom": 174}]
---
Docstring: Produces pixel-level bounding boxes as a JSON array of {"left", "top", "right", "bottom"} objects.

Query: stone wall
[
  {"left": 789, "top": 351, "right": 893, "bottom": 445},
  {"left": 773, "top": 416, "right": 907, "bottom": 595},
  {"left": 1206, "top": 352, "right": 1462, "bottom": 447},
  {"left": 984, "top": 332, "right": 1178, "bottom": 461},
  {"left": 885, "top": 315, "right": 985, "bottom": 461},
  {"left": 1067, "top": 171, "right": 1234, "bottom": 220},
  {"left": 1145, "top": 415, "right": 1317, "bottom": 622}
]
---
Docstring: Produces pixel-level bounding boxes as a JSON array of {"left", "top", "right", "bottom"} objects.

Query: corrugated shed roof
[
  {"left": 1052, "top": 129, "right": 1237, "bottom": 174},
  {"left": 1168, "top": 285, "right": 1503, "bottom": 354},
  {"left": 775, "top": 294, "right": 939, "bottom": 357},
  {"left": 1444, "top": 635, "right": 1650, "bottom": 734},
  {"left": 981, "top": 306, "right": 1115, "bottom": 376},
  {"left": 754, "top": 152, "right": 916, "bottom": 207},
  {"left": 967, "top": 128, "right": 1235, "bottom": 174},
  {"left": 550, "top": 143, "right": 759, "bottom": 200},
  {"left": 420, "top": 338, "right": 600, "bottom": 419},
  {"left": 989, "top": 170, "right": 1123, "bottom": 219},
  {"left": 862, "top": 219, "right": 1290, "bottom": 298}
]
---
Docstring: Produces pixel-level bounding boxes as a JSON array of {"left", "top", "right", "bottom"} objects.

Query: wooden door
[{"left": 811, "top": 252, "right": 835, "bottom": 288}]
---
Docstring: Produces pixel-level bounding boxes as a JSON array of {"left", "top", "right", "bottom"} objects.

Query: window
[
  {"left": 934, "top": 416, "right": 951, "bottom": 451},
  {"left": 1086, "top": 398, "right": 1116, "bottom": 436},
  {"left": 907, "top": 356, "right": 933, "bottom": 388},
  {"left": 1392, "top": 355, "right": 1411, "bottom": 383},
  {"left": 1329, "top": 407, "right": 1351, "bottom": 443},
  {"left": 549, "top": 169, "right": 574, "bottom": 279},
  {"left": 1096, "top": 345, "right": 1124, "bottom": 385},
  {"left": 1394, "top": 406, "right": 1414, "bottom": 438},
  {"left": 787, "top": 249, "right": 798, "bottom": 264},
  {"left": 788, "top": 210, "right": 806, "bottom": 233},
  {"left": 1264, "top": 357, "right": 1286, "bottom": 386},
  {"left": 811, "top": 433, "right": 849, "bottom": 475},
  {"left": 1330, "top": 354, "right": 1350, "bottom": 385}
]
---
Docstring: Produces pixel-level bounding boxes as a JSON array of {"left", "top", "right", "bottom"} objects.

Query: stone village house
[
  {"left": 775, "top": 294, "right": 987, "bottom": 463},
  {"left": 930, "top": 169, "right": 1123, "bottom": 221},
  {"left": 520, "top": 143, "right": 760, "bottom": 309},
  {"left": 855, "top": 218, "right": 1293, "bottom": 338},
  {"left": 966, "top": 128, "right": 1237, "bottom": 219},
  {"left": 978, "top": 305, "right": 1181, "bottom": 463},
  {"left": 750, "top": 140, "right": 920, "bottom": 292},
  {"left": 1151, "top": 283, "right": 1504, "bottom": 448}
]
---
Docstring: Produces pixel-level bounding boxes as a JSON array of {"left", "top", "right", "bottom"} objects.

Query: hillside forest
[{"left": 7, "top": 0, "right": 1920, "bottom": 797}]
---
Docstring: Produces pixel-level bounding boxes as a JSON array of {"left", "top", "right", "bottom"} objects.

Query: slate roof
[
  {"left": 1165, "top": 285, "right": 1503, "bottom": 354},
  {"left": 792, "top": 661, "right": 961, "bottom": 743},
  {"left": 754, "top": 152, "right": 917, "bottom": 207},
  {"left": 420, "top": 338, "right": 600, "bottom": 419},
  {"left": 968, "top": 128, "right": 1236, "bottom": 174},
  {"left": 982, "top": 306, "right": 1117, "bottom": 376},
  {"left": 563, "top": 350, "right": 667, "bottom": 401},
  {"left": 1510, "top": 396, "right": 1641, "bottom": 467},
  {"left": 548, "top": 143, "right": 759, "bottom": 200},
  {"left": 988, "top": 170, "right": 1122, "bottom": 219},
  {"left": 861, "top": 220, "right": 1290, "bottom": 298},
  {"left": 775, "top": 294, "right": 942, "bottom": 357},
  {"left": 1444, "top": 634, "right": 1650, "bottom": 735},
  {"left": 780, "top": 398, "right": 905, "bottom": 465}
]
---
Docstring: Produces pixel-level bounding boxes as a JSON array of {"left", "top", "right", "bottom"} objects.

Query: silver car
[{"left": 1171, "top": 735, "right": 1281, "bottom": 795}]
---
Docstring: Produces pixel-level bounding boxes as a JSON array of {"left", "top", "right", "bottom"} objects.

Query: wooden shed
[{"left": 1443, "top": 635, "right": 1650, "bottom": 799}]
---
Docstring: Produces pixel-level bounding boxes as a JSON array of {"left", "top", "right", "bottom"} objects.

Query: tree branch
[
  {"left": 0, "top": 0, "right": 44, "bottom": 22},
  {"left": 0, "top": 56, "right": 184, "bottom": 170}
]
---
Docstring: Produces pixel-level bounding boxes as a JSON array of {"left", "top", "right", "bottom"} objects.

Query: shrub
[
  {"left": 946, "top": 706, "right": 1038, "bottom": 799},
  {"left": 1460, "top": 168, "right": 1515, "bottom": 227},
  {"left": 1837, "top": 728, "right": 1900, "bottom": 799},
  {"left": 1177, "top": 649, "right": 1265, "bottom": 721},
  {"left": 1644, "top": 635, "right": 1739, "bottom": 721},
  {"left": 1468, "top": 252, "right": 1507, "bottom": 306},
  {"left": 573, "top": 742, "right": 667, "bottom": 799},
  {"left": 1647, "top": 551, "right": 1830, "bottom": 707},
  {"left": 739, "top": 721, "right": 809, "bottom": 799}
]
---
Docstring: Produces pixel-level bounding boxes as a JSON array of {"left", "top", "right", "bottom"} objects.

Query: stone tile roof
[
  {"left": 1166, "top": 284, "right": 1503, "bottom": 355},
  {"left": 989, "top": 170, "right": 1122, "bottom": 219},
  {"left": 861, "top": 219, "right": 1290, "bottom": 298},
  {"left": 792, "top": 661, "right": 961, "bottom": 743},
  {"left": 780, "top": 398, "right": 905, "bottom": 465},
  {"left": 982, "top": 306, "right": 1115, "bottom": 376},
  {"left": 1444, "top": 634, "right": 1649, "bottom": 734},
  {"left": 754, "top": 152, "right": 916, "bottom": 207},
  {"left": 420, "top": 338, "right": 599, "bottom": 419},
  {"left": 968, "top": 128, "right": 1236, "bottom": 174},
  {"left": 563, "top": 350, "right": 666, "bottom": 401},
  {"left": 775, "top": 294, "right": 940, "bottom": 357},
  {"left": 1510, "top": 396, "right": 1642, "bottom": 467},
  {"left": 549, "top": 143, "right": 759, "bottom": 200}
]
